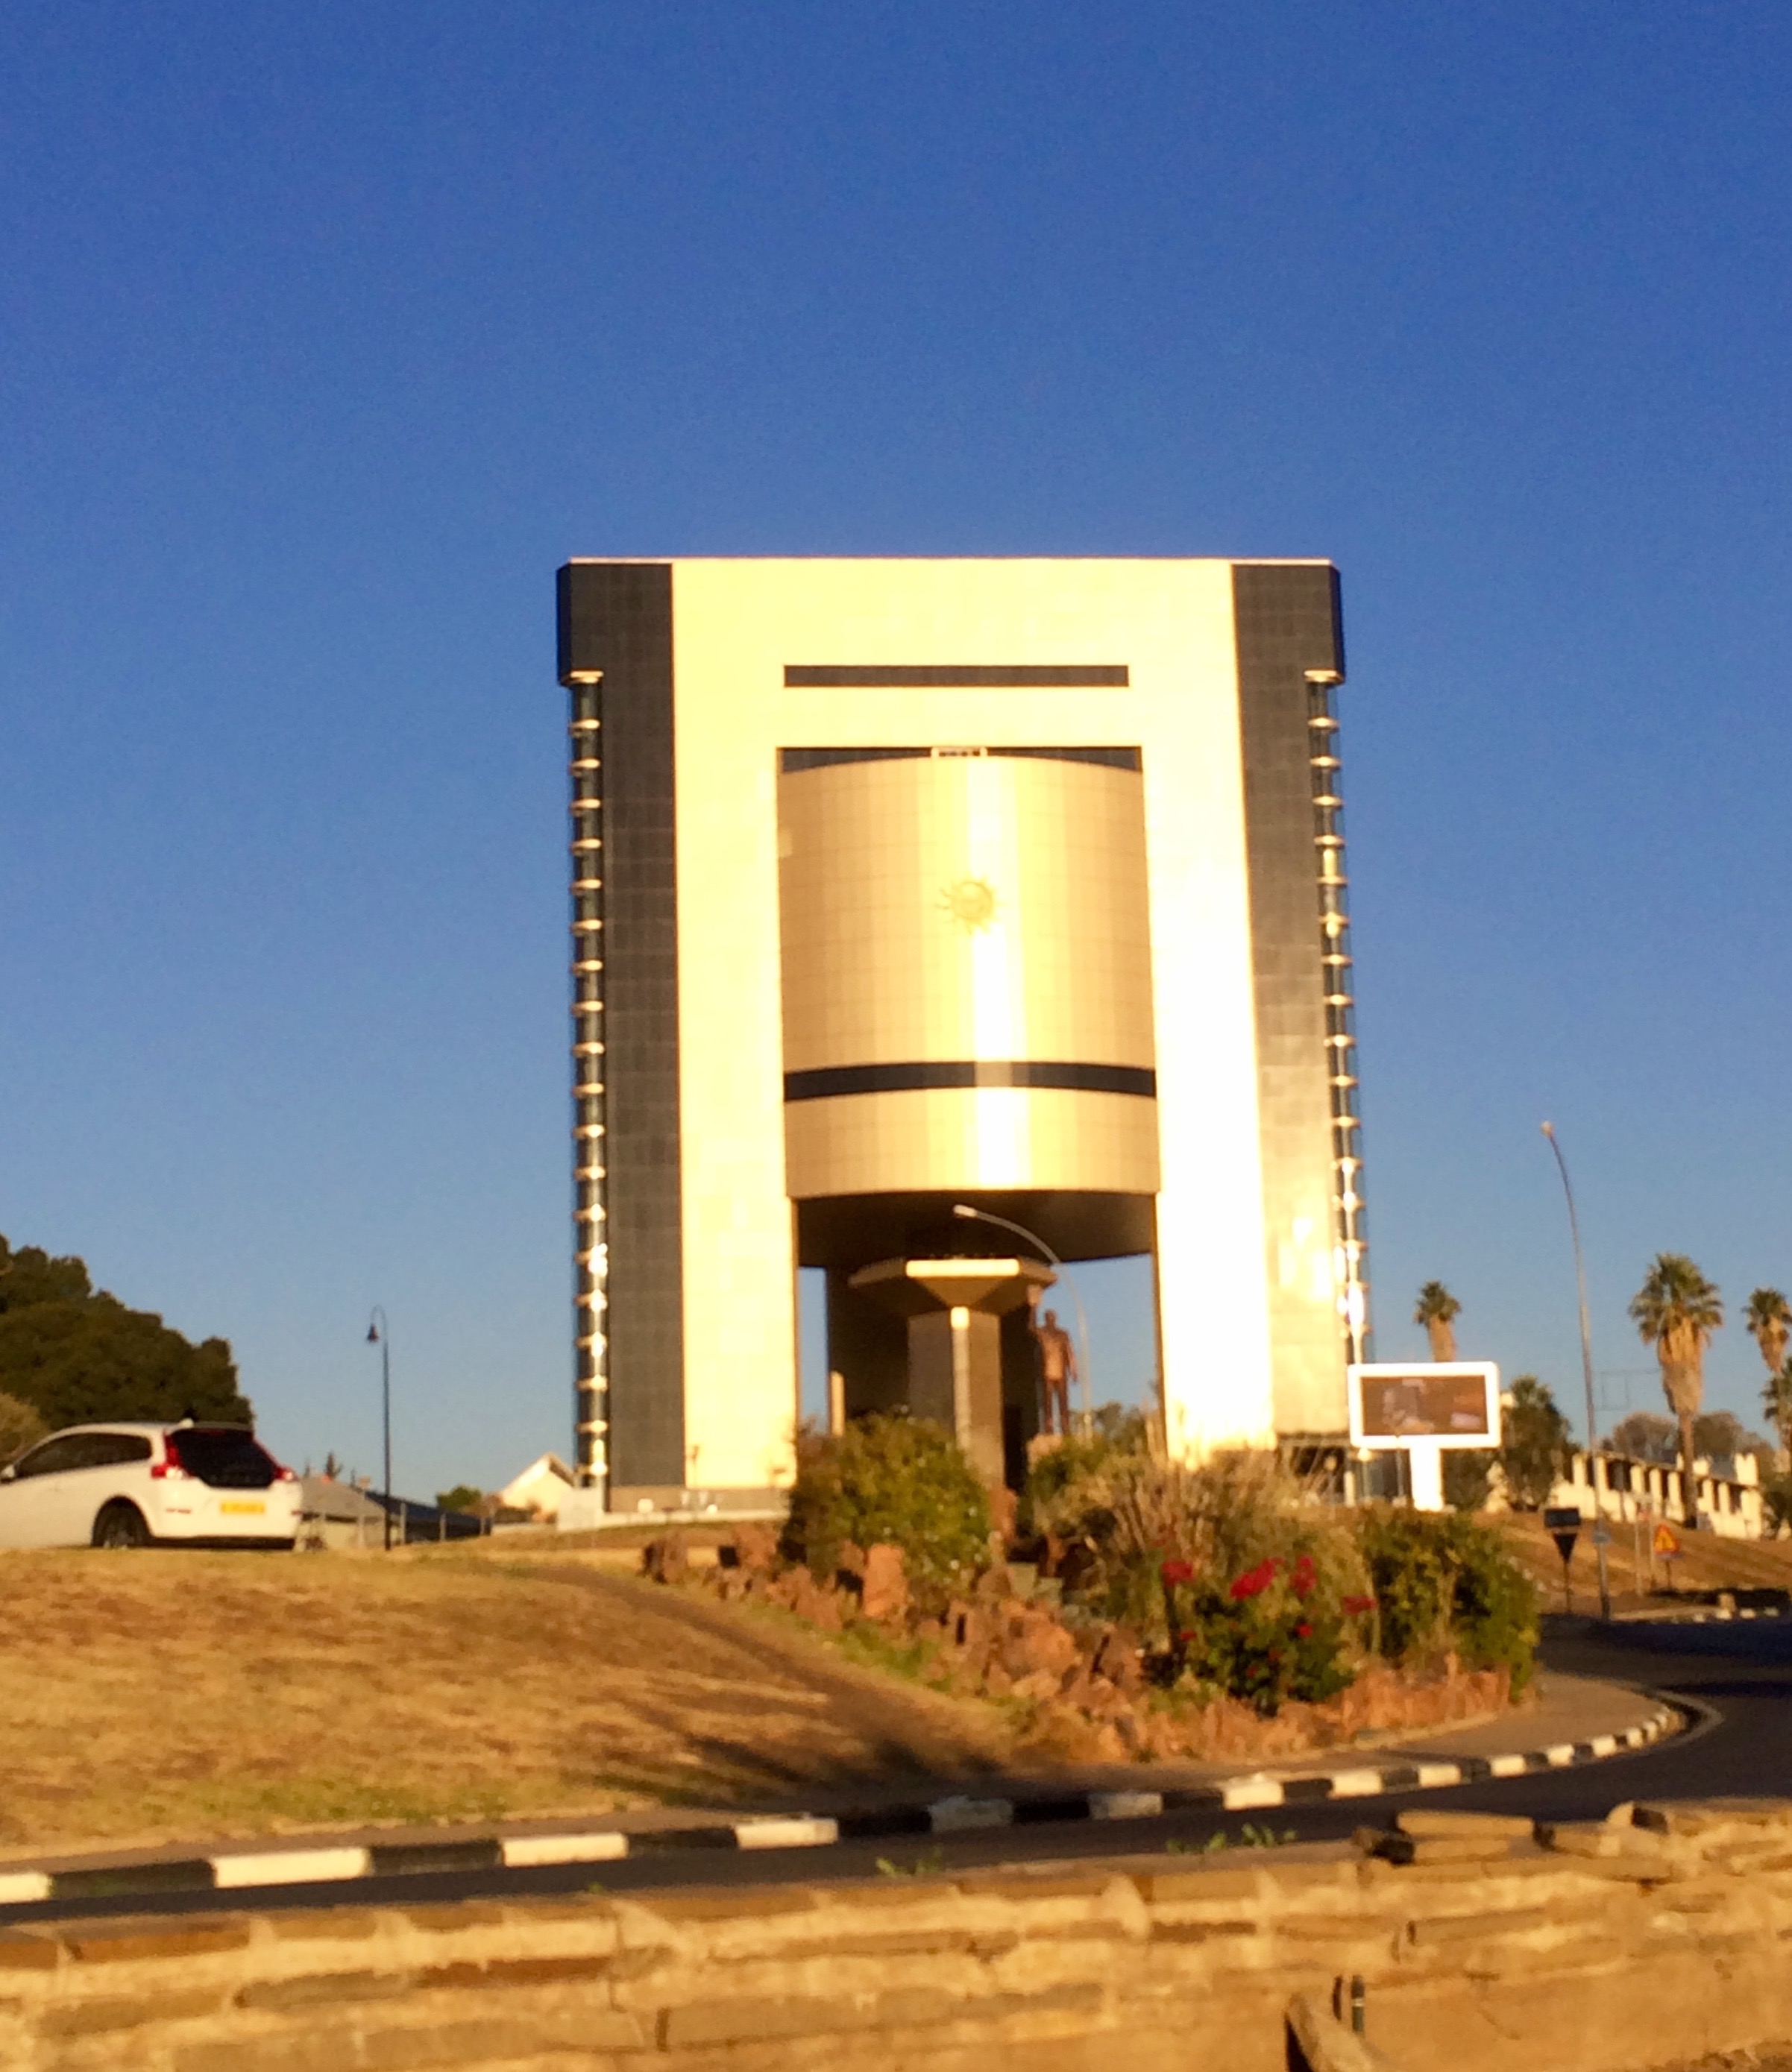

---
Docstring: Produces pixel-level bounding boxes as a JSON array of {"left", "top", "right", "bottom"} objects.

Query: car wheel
[{"left": 92, "top": 1502, "right": 151, "bottom": 1550}]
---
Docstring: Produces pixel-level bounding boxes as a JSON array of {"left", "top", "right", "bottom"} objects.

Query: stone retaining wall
[{"left": 6, "top": 1800, "right": 1792, "bottom": 2071}]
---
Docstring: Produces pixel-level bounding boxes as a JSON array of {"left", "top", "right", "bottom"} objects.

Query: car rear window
[{"left": 166, "top": 1428, "right": 279, "bottom": 1489}]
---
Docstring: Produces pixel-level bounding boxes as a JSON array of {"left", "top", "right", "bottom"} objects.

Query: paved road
[{"left": 4, "top": 1616, "right": 1784, "bottom": 1928}]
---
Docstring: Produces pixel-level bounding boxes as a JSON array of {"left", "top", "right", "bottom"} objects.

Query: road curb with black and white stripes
[
  {"left": 1615, "top": 1605, "right": 1787, "bottom": 1626},
  {"left": 0, "top": 1701, "right": 1679, "bottom": 1910}
]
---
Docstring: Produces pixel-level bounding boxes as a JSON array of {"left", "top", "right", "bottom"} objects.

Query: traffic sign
[
  {"left": 1591, "top": 1520, "right": 1612, "bottom": 1549},
  {"left": 1653, "top": 1522, "right": 1682, "bottom": 1559},
  {"left": 1544, "top": 1505, "right": 1582, "bottom": 1566}
]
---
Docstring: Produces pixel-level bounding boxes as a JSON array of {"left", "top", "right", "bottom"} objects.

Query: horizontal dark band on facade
[
  {"left": 784, "top": 1061, "right": 1157, "bottom": 1101},
  {"left": 780, "top": 746, "right": 1141, "bottom": 773},
  {"left": 783, "top": 664, "right": 1129, "bottom": 688}
]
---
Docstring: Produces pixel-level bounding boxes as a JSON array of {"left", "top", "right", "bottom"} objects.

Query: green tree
[
  {"left": 436, "top": 1485, "right": 484, "bottom": 1514},
  {"left": 1442, "top": 1449, "right": 1494, "bottom": 1512},
  {"left": 1412, "top": 1281, "right": 1462, "bottom": 1363},
  {"left": 0, "top": 1232, "right": 250, "bottom": 1431},
  {"left": 1629, "top": 1254, "right": 1723, "bottom": 1523},
  {"left": 1690, "top": 1410, "right": 1773, "bottom": 1469},
  {"left": 1609, "top": 1410, "right": 1678, "bottom": 1462},
  {"left": 1497, "top": 1376, "right": 1572, "bottom": 1510},
  {"left": 1746, "top": 1288, "right": 1792, "bottom": 1378},
  {"left": 0, "top": 1391, "right": 47, "bottom": 1465}
]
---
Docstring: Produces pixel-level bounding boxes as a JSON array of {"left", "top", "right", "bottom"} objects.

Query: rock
[
  {"left": 795, "top": 1566, "right": 840, "bottom": 1632},
  {"left": 1398, "top": 1810, "right": 1532, "bottom": 1841},
  {"left": 720, "top": 1523, "right": 779, "bottom": 1573},
  {"left": 641, "top": 1533, "right": 688, "bottom": 1583},
  {"left": 1090, "top": 1625, "right": 1145, "bottom": 1693},
  {"left": 1007, "top": 1607, "right": 1080, "bottom": 1681},
  {"left": 1371, "top": 1833, "right": 1513, "bottom": 1865},
  {"left": 835, "top": 1540, "right": 867, "bottom": 1582},
  {"left": 1633, "top": 1798, "right": 1792, "bottom": 1837},
  {"left": 975, "top": 1564, "right": 1015, "bottom": 1604},
  {"left": 862, "top": 1543, "right": 911, "bottom": 1623}
]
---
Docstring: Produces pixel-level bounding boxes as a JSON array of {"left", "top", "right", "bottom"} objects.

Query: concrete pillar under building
[{"left": 846, "top": 1256, "right": 1054, "bottom": 1488}]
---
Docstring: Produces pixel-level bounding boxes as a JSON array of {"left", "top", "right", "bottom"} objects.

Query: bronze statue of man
[{"left": 1032, "top": 1306, "right": 1078, "bottom": 1438}]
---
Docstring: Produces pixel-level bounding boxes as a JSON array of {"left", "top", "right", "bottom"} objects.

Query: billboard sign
[{"left": 1347, "top": 1364, "right": 1502, "bottom": 1451}]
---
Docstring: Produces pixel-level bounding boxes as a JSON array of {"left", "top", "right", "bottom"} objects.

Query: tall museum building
[{"left": 555, "top": 558, "right": 1365, "bottom": 1510}]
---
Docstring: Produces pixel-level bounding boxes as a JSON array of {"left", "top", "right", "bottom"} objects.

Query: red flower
[
  {"left": 1228, "top": 1558, "right": 1280, "bottom": 1601},
  {"left": 1295, "top": 1622, "right": 1312, "bottom": 1639},
  {"left": 1291, "top": 1554, "right": 1318, "bottom": 1600},
  {"left": 1342, "top": 1595, "right": 1377, "bottom": 1616},
  {"left": 1160, "top": 1558, "right": 1195, "bottom": 1587}
]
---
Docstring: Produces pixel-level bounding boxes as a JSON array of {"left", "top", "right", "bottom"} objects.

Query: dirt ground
[
  {"left": 1641, "top": 2053, "right": 1792, "bottom": 2071},
  {"left": 0, "top": 1546, "right": 1012, "bottom": 1855}
]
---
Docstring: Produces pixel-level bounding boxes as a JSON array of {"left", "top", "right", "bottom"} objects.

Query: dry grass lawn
[
  {"left": 1491, "top": 1510, "right": 1792, "bottom": 1606},
  {"left": 0, "top": 1546, "right": 1010, "bottom": 1856}
]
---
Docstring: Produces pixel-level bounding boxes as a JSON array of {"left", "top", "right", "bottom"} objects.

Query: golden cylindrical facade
[{"left": 778, "top": 751, "right": 1159, "bottom": 1198}]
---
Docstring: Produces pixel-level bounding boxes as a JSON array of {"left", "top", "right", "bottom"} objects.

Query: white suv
[{"left": 0, "top": 1423, "right": 301, "bottom": 1551}]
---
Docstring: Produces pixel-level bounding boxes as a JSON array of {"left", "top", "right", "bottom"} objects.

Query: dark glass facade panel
[
  {"left": 1233, "top": 562, "right": 1356, "bottom": 1435},
  {"left": 557, "top": 561, "right": 686, "bottom": 1493}
]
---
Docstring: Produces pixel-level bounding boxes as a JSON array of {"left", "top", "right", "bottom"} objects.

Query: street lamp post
[
  {"left": 366, "top": 1307, "right": 392, "bottom": 1552},
  {"left": 1540, "top": 1123, "right": 1610, "bottom": 1620},
  {"left": 950, "top": 1204, "right": 1093, "bottom": 1435}
]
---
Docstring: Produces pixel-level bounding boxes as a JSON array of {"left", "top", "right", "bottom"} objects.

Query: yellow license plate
[{"left": 219, "top": 1500, "right": 265, "bottom": 1516}]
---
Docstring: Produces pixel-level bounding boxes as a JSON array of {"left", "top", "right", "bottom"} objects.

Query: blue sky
[{"left": 3, "top": 4, "right": 1791, "bottom": 1494}]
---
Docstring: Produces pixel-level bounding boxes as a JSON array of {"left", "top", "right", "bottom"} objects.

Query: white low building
[
  {"left": 497, "top": 1452, "right": 576, "bottom": 1520},
  {"left": 1541, "top": 1448, "right": 1767, "bottom": 1540}
]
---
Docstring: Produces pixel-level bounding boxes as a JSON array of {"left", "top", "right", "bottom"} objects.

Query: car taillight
[
  {"left": 276, "top": 1465, "right": 297, "bottom": 1482},
  {"left": 151, "top": 1461, "right": 191, "bottom": 1481}
]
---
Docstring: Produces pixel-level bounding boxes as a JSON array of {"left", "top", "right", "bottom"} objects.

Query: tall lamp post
[
  {"left": 1540, "top": 1123, "right": 1610, "bottom": 1619},
  {"left": 950, "top": 1204, "right": 1093, "bottom": 1435},
  {"left": 366, "top": 1307, "right": 392, "bottom": 1552}
]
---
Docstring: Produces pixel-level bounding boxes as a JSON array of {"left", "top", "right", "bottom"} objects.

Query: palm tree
[
  {"left": 1412, "top": 1281, "right": 1461, "bottom": 1363},
  {"left": 1745, "top": 1288, "right": 1792, "bottom": 1377},
  {"left": 1763, "top": 1356, "right": 1792, "bottom": 1464},
  {"left": 1629, "top": 1253, "right": 1724, "bottom": 1523}
]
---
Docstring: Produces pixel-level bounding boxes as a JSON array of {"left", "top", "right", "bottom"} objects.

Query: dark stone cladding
[
  {"left": 780, "top": 746, "right": 1142, "bottom": 773},
  {"left": 1231, "top": 563, "right": 1351, "bottom": 1433},
  {"left": 557, "top": 562, "right": 685, "bottom": 1492},
  {"left": 785, "top": 1060, "right": 1157, "bottom": 1100}
]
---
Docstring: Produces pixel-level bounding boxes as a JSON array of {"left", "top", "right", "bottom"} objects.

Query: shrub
[
  {"left": 781, "top": 1415, "right": 990, "bottom": 1606},
  {"left": 1166, "top": 1549, "right": 1367, "bottom": 1713},
  {"left": 1032, "top": 1443, "right": 1374, "bottom": 1714},
  {"left": 0, "top": 1391, "right": 45, "bottom": 1466},
  {"left": 1356, "top": 1509, "right": 1539, "bottom": 1695}
]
